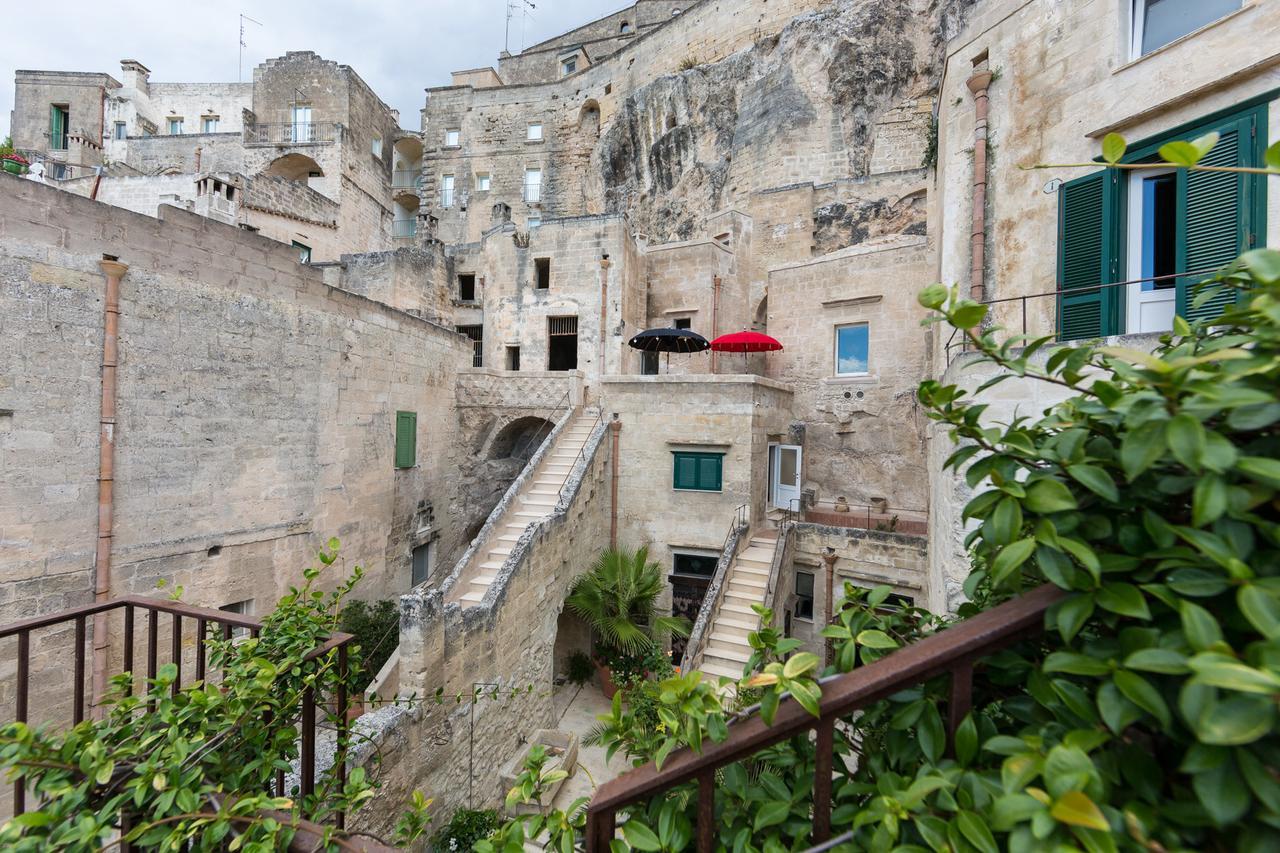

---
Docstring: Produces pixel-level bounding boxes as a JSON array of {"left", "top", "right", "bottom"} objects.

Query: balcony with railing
[
  {"left": 522, "top": 181, "right": 542, "bottom": 203},
  {"left": 392, "top": 169, "right": 422, "bottom": 190},
  {"left": 392, "top": 219, "right": 417, "bottom": 238},
  {"left": 243, "top": 122, "right": 343, "bottom": 146}
]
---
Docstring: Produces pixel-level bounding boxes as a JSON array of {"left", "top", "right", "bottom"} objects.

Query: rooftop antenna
[
  {"left": 504, "top": 0, "right": 535, "bottom": 54},
  {"left": 239, "top": 13, "right": 263, "bottom": 82}
]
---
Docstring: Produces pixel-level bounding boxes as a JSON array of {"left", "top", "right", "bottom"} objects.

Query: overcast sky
[{"left": 0, "top": 0, "right": 622, "bottom": 138}]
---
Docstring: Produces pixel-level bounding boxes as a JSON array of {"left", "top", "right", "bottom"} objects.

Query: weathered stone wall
[
  {"left": 0, "top": 174, "right": 470, "bottom": 717},
  {"left": 765, "top": 234, "right": 932, "bottom": 511},
  {"left": 11, "top": 71, "right": 116, "bottom": 164},
  {"left": 326, "top": 246, "right": 452, "bottom": 322},
  {"left": 123, "top": 132, "right": 246, "bottom": 175}
]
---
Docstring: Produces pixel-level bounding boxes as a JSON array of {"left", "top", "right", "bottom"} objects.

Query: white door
[
  {"left": 772, "top": 444, "right": 802, "bottom": 511},
  {"left": 291, "top": 106, "right": 312, "bottom": 143},
  {"left": 1126, "top": 168, "right": 1178, "bottom": 334}
]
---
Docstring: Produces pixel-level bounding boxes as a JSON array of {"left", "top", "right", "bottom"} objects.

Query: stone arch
[
  {"left": 486, "top": 416, "right": 556, "bottom": 461},
  {"left": 261, "top": 152, "right": 324, "bottom": 182},
  {"left": 579, "top": 99, "right": 601, "bottom": 138},
  {"left": 619, "top": 20, "right": 631, "bottom": 34},
  {"left": 752, "top": 295, "right": 768, "bottom": 331}
]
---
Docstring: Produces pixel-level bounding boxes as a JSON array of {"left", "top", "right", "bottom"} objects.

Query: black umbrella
[{"left": 627, "top": 327, "right": 710, "bottom": 373}]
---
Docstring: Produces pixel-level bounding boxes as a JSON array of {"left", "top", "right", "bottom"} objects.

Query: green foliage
[
  {"left": 0, "top": 541, "right": 432, "bottom": 851},
  {"left": 430, "top": 807, "right": 498, "bottom": 852},
  {"left": 476, "top": 746, "right": 586, "bottom": 853},
  {"left": 566, "top": 650, "right": 595, "bottom": 687},
  {"left": 0, "top": 136, "right": 14, "bottom": 159},
  {"left": 338, "top": 598, "right": 399, "bottom": 693},
  {"left": 566, "top": 546, "right": 691, "bottom": 657}
]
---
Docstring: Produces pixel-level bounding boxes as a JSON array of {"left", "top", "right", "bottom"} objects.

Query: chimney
[{"left": 119, "top": 60, "right": 151, "bottom": 95}]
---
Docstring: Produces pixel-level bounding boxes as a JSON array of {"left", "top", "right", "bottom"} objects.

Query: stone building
[{"left": 1, "top": 0, "right": 1274, "bottom": 832}]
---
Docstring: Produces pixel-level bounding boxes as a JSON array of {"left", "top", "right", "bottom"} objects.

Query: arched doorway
[{"left": 262, "top": 152, "right": 324, "bottom": 182}]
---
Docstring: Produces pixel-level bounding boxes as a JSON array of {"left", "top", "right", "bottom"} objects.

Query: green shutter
[
  {"left": 699, "top": 455, "right": 721, "bottom": 491},
  {"left": 395, "top": 411, "right": 416, "bottom": 469},
  {"left": 49, "top": 105, "right": 66, "bottom": 149},
  {"left": 673, "top": 454, "right": 697, "bottom": 489},
  {"left": 672, "top": 452, "right": 723, "bottom": 491},
  {"left": 1057, "top": 171, "right": 1119, "bottom": 341},
  {"left": 1177, "top": 115, "right": 1252, "bottom": 323}
]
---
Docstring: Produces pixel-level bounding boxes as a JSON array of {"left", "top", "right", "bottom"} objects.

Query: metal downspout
[
  {"left": 966, "top": 64, "right": 994, "bottom": 302},
  {"left": 609, "top": 416, "right": 621, "bottom": 548}
]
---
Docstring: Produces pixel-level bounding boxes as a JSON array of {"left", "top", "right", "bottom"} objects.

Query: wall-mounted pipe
[
  {"left": 609, "top": 415, "right": 621, "bottom": 548},
  {"left": 966, "top": 62, "right": 994, "bottom": 302},
  {"left": 710, "top": 274, "right": 722, "bottom": 373},
  {"left": 822, "top": 547, "right": 838, "bottom": 667},
  {"left": 92, "top": 257, "right": 127, "bottom": 713},
  {"left": 599, "top": 255, "right": 611, "bottom": 379}
]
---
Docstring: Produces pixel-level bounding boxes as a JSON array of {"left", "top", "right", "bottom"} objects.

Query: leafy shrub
[
  {"left": 338, "top": 598, "right": 399, "bottom": 693},
  {"left": 431, "top": 807, "right": 498, "bottom": 852},
  {"left": 566, "top": 650, "right": 594, "bottom": 686}
]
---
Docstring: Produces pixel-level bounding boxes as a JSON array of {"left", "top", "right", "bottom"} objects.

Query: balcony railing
[
  {"left": 584, "top": 583, "right": 1066, "bottom": 852},
  {"left": 392, "top": 219, "right": 417, "bottom": 238},
  {"left": 523, "top": 182, "right": 542, "bottom": 203},
  {"left": 0, "top": 595, "right": 354, "bottom": 829},
  {"left": 243, "top": 122, "right": 342, "bottom": 145},
  {"left": 392, "top": 169, "right": 422, "bottom": 190},
  {"left": 783, "top": 497, "right": 928, "bottom": 536}
]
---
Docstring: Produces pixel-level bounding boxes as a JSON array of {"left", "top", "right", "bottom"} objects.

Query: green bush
[
  {"left": 338, "top": 598, "right": 399, "bottom": 693},
  {"left": 566, "top": 650, "right": 595, "bottom": 686},
  {"left": 431, "top": 807, "right": 498, "bottom": 852}
]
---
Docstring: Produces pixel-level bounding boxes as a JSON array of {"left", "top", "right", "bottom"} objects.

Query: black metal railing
[{"left": 682, "top": 505, "right": 750, "bottom": 672}]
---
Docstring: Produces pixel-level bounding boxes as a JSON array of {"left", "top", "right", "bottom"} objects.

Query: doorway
[
  {"left": 668, "top": 551, "right": 719, "bottom": 665},
  {"left": 771, "top": 443, "right": 802, "bottom": 511},
  {"left": 1126, "top": 168, "right": 1178, "bottom": 334},
  {"left": 548, "top": 315, "right": 578, "bottom": 370}
]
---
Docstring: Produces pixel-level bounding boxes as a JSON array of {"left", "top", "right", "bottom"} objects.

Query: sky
[{"left": 0, "top": 0, "right": 623, "bottom": 138}]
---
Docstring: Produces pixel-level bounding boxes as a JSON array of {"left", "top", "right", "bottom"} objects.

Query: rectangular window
[
  {"left": 673, "top": 552, "right": 718, "bottom": 577},
  {"left": 371, "top": 135, "right": 382, "bottom": 156},
  {"left": 444, "top": 128, "right": 460, "bottom": 147},
  {"left": 524, "top": 168, "right": 542, "bottom": 203},
  {"left": 1057, "top": 103, "right": 1266, "bottom": 339},
  {"left": 220, "top": 599, "right": 255, "bottom": 641},
  {"left": 794, "top": 571, "right": 814, "bottom": 621},
  {"left": 458, "top": 273, "right": 476, "bottom": 302},
  {"left": 168, "top": 118, "right": 183, "bottom": 135},
  {"left": 561, "top": 58, "right": 577, "bottom": 76},
  {"left": 291, "top": 106, "right": 312, "bottom": 142},
  {"left": 506, "top": 346, "right": 521, "bottom": 371},
  {"left": 395, "top": 410, "right": 417, "bottom": 468},
  {"left": 458, "top": 325, "right": 484, "bottom": 367},
  {"left": 535, "top": 257, "right": 551, "bottom": 289},
  {"left": 674, "top": 317, "right": 692, "bottom": 330},
  {"left": 1131, "top": 0, "right": 1240, "bottom": 57},
  {"left": 527, "top": 122, "right": 543, "bottom": 141},
  {"left": 548, "top": 315, "right": 578, "bottom": 371},
  {"left": 292, "top": 241, "right": 312, "bottom": 264},
  {"left": 527, "top": 216, "right": 541, "bottom": 229},
  {"left": 202, "top": 116, "right": 219, "bottom": 133},
  {"left": 49, "top": 104, "right": 69, "bottom": 149},
  {"left": 476, "top": 172, "right": 490, "bottom": 191},
  {"left": 441, "top": 174, "right": 455, "bottom": 208},
  {"left": 834, "top": 323, "right": 869, "bottom": 375},
  {"left": 672, "top": 451, "right": 724, "bottom": 492},
  {"left": 113, "top": 121, "right": 127, "bottom": 140},
  {"left": 411, "top": 542, "right": 432, "bottom": 586},
  {"left": 641, "top": 350, "right": 659, "bottom": 375}
]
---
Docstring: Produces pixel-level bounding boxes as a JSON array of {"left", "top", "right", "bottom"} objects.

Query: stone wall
[
  {"left": 0, "top": 174, "right": 470, "bottom": 719},
  {"left": 11, "top": 71, "right": 116, "bottom": 164},
  {"left": 123, "top": 132, "right": 246, "bottom": 175}
]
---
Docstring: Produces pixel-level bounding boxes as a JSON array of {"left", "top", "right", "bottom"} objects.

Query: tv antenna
[
  {"left": 239, "top": 13, "right": 263, "bottom": 82},
  {"left": 504, "top": 0, "right": 535, "bottom": 54}
]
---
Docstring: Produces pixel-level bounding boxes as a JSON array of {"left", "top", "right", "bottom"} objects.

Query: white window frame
[
  {"left": 167, "top": 117, "right": 183, "bottom": 135},
  {"left": 527, "top": 122, "right": 543, "bottom": 141},
  {"left": 441, "top": 174, "right": 455, "bottom": 208},
  {"left": 412, "top": 541, "right": 433, "bottom": 587},
  {"left": 201, "top": 116, "right": 219, "bottom": 133},
  {"left": 527, "top": 216, "right": 541, "bottom": 229},
  {"left": 475, "top": 172, "right": 491, "bottom": 191},
  {"left": 834, "top": 322, "right": 870, "bottom": 377},
  {"left": 1129, "top": 0, "right": 1242, "bottom": 59},
  {"left": 444, "top": 128, "right": 460, "bottom": 147},
  {"left": 371, "top": 135, "right": 383, "bottom": 157},
  {"left": 561, "top": 58, "right": 577, "bottom": 76},
  {"left": 523, "top": 168, "right": 542, "bottom": 203},
  {"left": 220, "top": 599, "right": 254, "bottom": 642},
  {"left": 113, "top": 122, "right": 127, "bottom": 140}
]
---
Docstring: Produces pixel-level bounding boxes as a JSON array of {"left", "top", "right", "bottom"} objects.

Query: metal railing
[
  {"left": 391, "top": 169, "right": 422, "bottom": 190},
  {"left": 243, "top": 122, "right": 342, "bottom": 145},
  {"left": 392, "top": 219, "right": 417, "bottom": 238},
  {"left": 560, "top": 407, "right": 606, "bottom": 498},
  {"left": 761, "top": 523, "right": 795, "bottom": 616},
  {"left": 944, "top": 266, "right": 1226, "bottom": 363},
  {"left": 522, "top": 182, "right": 542, "bottom": 203},
  {"left": 585, "top": 583, "right": 1067, "bottom": 852},
  {"left": 682, "top": 504, "right": 749, "bottom": 672},
  {"left": 0, "top": 595, "right": 354, "bottom": 826},
  {"left": 801, "top": 501, "right": 928, "bottom": 535}
]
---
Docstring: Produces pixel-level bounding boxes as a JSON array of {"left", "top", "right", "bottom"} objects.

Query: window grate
[{"left": 548, "top": 315, "right": 578, "bottom": 336}]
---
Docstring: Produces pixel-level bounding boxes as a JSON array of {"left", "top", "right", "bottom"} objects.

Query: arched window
[{"left": 620, "top": 20, "right": 631, "bottom": 33}]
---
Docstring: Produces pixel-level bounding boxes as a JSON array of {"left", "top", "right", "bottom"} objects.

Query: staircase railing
[
  {"left": 760, "top": 523, "right": 795, "bottom": 616},
  {"left": 681, "top": 504, "right": 748, "bottom": 673},
  {"left": 586, "top": 583, "right": 1067, "bottom": 852},
  {"left": 560, "top": 406, "right": 605, "bottom": 498}
]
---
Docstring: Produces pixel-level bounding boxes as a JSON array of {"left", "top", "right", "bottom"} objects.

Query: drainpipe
[
  {"left": 609, "top": 415, "right": 621, "bottom": 548},
  {"left": 710, "top": 275, "right": 721, "bottom": 374},
  {"left": 966, "top": 63, "right": 994, "bottom": 302},
  {"left": 194, "top": 146, "right": 202, "bottom": 173},
  {"left": 599, "top": 255, "right": 611, "bottom": 376},
  {"left": 93, "top": 256, "right": 127, "bottom": 713},
  {"left": 822, "top": 547, "right": 838, "bottom": 666}
]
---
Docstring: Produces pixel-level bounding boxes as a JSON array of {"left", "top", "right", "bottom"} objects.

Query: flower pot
[
  {"left": 594, "top": 660, "right": 619, "bottom": 699},
  {"left": 2, "top": 159, "right": 27, "bottom": 175}
]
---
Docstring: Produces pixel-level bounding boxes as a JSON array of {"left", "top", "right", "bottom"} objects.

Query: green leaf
[
  {"left": 1097, "top": 680, "right": 1141, "bottom": 734},
  {"left": 1095, "top": 583, "right": 1150, "bottom": 620},
  {"left": 918, "top": 703, "right": 944, "bottom": 764},
  {"left": 782, "top": 652, "right": 819, "bottom": 679},
  {"left": 955, "top": 713, "right": 978, "bottom": 767},
  {"left": 1237, "top": 455, "right": 1280, "bottom": 488},
  {"left": 1239, "top": 585, "right": 1280, "bottom": 639},
  {"left": 952, "top": 302, "right": 988, "bottom": 329},
  {"left": 991, "top": 538, "right": 1036, "bottom": 584},
  {"left": 1193, "top": 758, "right": 1250, "bottom": 826},
  {"left": 1191, "top": 474, "right": 1228, "bottom": 526},
  {"left": 1044, "top": 652, "right": 1112, "bottom": 677},
  {"left": 1066, "top": 464, "right": 1118, "bottom": 502},
  {"left": 1265, "top": 140, "right": 1280, "bottom": 171},
  {"left": 623, "top": 820, "right": 663, "bottom": 851},
  {"left": 1101, "top": 133, "right": 1126, "bottom": 164},
  {"left": 918, "top": 283, "right": 949, "bottom": 310},
  {"left": 1180, "top": 600, "right": 1223, "bottom": 651},
  {"left": 1023, "top": 479, "right": 1078, "bottom": 513},
  {"left": 1114, "top": 671, "right": 1171, "bottom": 728},
  {"left": 752, "top": 801, "right": 791, "bottom": 832},
  {"left": 1056, "top": 594, "right": 1094, "bottom": 642},
  {"left": 1188, "top": 654, "right": 1280, "bottom": 695},
  {"left": 1123, "top": 648, "right": 1189, "bottom": 675},
  {"left": 956, "top": 809, "right": 999, "bottom": 853},
  {"left": 1166, "top": 414, "right": 1206, "bottom": 471},
  {"left": 988, "top": 498, "right": 1023, "bottom": 546},
  {"left": 901, "top": 774, "right": 954, "bottom": 809},
  {"left": 1050, "top": 791, "right": 1109, "bottom": 831},
  {"left": 855, "top": 630, "right": 899, "bottom": 650},
  {"left": 1197, "top": 694, "right": 1275, "bottom": 745},
  {"left": 1120, "top": 420, "right": 1166, "bottom": 480}
]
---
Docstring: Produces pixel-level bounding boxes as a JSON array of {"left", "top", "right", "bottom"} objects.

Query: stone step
[
  {"left": 479, "top": 560, "right": 505, "bottom": 572},
  {"left": 710, "top": 630, "right": 751, "bottom": 649},
  {"left": 716, "top": 616, "right": 759, "bottom": 632},
  {"left": 704, "top": 645, "right": 751, "bottom": 664},
  {"left": 470, "top": 574, "right": 496, "bottom": 588},
  {"left": 460, "top": 591, "right": 484, "bottom": 604},
  {"left": 733, "top": 565, "right": 769, "bottom": 578},
  {"left": 699, "top": 660, "right": 742, "bottom": 680},
  {"left": 729, "top": 576, "right": 767, "bottom": 591},
  {"left": 496, "top": 533, "right": 523, "bottom": 543},
  {"left": 522, "top": 494, "right": 558, "bottom": 505},
  {"left": 489, "top": 546, "right": 513, "bottom": 557},
  {"left": 720, "top": 602, "right": 759, "bottom": 618},
  {"left": 724, "top": 589, "right": 763, "bottom": 606},
  {"left": 512, "top": 511, "right": 545, "bottom": 520}
]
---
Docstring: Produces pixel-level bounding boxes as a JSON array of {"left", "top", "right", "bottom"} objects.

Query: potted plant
[
  {"left": 2, "top": 152, "right": 30, "bottom": 175},
  {"left": 565, "top": 546, "right": 690, "bottom": 699}
]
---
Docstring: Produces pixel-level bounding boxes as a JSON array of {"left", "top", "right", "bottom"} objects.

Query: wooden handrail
[{"left": 585, "top": 583, "right": 1065, "bottom": 851}]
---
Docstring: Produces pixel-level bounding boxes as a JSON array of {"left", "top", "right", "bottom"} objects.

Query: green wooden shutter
[
  {"left": 49, "top": 105, "right": 65, "bottom": 149},
  {"left": 1057, "top": 171, "right": 1119, "bottom": 340},
  {"left": 1177, "top": 115, "right": 1252, "bottom": 323},
  {"left": 673, "top": 454, "right": 696, "bottom": 489},
  {"left": 699, "top": 455, "right": 722, "bottom": 491},
  {"left": 395, "top": 411, "right": 417, "bottom": 468}
]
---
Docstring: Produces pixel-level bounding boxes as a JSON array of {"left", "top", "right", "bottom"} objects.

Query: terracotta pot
[{"left": 594, "top": 660, "right": 619, "bottom": 699}]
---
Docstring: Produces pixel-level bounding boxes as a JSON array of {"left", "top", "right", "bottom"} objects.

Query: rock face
[{"left": 595, "top": 0, "right": 977, "bottom": 244}]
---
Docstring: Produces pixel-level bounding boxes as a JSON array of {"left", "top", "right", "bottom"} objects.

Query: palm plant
[{"left": 566, "top": 546, "right": 690, "bottom": 656}]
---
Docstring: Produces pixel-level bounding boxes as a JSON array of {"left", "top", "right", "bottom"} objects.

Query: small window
[
  {"left": 794, "top": 572, "right": 814, "bottom": 621},
  {"left": 535, "top": 257, "right": 551, "bottom": 289},
  {"left": 49, "top": 104, "right": 70, "bottom": 150},
  {"left": 672, "top": 8, "right": 682, "bottom": 16},
  {"left": 506, "top": 346, "right": 521, "bottom": 371},
  {"left": 674, "top": 317, "right": 692, "bottom": 330},
  {"left": 441, "top": 174, "right": 455, "bottom": 208},
  {"left": 524, "top": 168, "right": 542, "bottom": 202},
  {"left": 395, "top": 410, "right": 417, "bottom": 468},
  {"left": 220, "top": 599, "right": 255, "bottom": 641},
  {"left": 1131, "top": 0, "right": 1240, "bottom": 57},
  {"left": 561, "top": 58, "right": 577, "bottom": 76},
  {"left": 411, "top": 542, "right": 432, "bottom": 586},
  {"left": 673, "top": 552, "right": 717, "bottom": 576},
  {"left": 476, "top": 172, "right": 491, "bottom": 191},
  {"left": 113, "top": 122, "right": 127, "bottom": 140},
  {"left": 292, "top": 241, "right": 312, "bottom": 264},
  {"left": 458, "top": 273, "right": 476, "bottom": 302},
  {"left": 372, "top": 135, "right": 383, "bottom": 156},
  {"left": 641, "top": 350, "right": 659, "bottom": 375},
  {"left": 527, "top": 216, "right": 541, "bottom": 229},
  {"left": 444, "top": 128, "right": 460, "bottom": 147},
  {"left": 527, "top": 122, "right": 543, "bottom": 141},
  {"left": 202, "top": 116, "right": 219, "bottom": 133},
  {"left": 458, "top": 324, "right": 483, "bottom": 367},
  {"left": 835, "top": 323, "right": 869, "bottom": 375},
  {"left": 672, "top": 451, "right": 723, "bottom": 492},
  {"left": 168, "top": 117, "right": 183, "bottom": 135},
  {"left": 620, "top": 20, "right": 632, "bottom": 34}
]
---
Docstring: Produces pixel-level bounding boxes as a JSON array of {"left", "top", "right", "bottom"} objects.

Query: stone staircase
[
  {"left": 458, "top": 408, "right": 601, "bottom": 606},
  {"left": 698, "top": 532, "right": 778, "bottom": 680}
]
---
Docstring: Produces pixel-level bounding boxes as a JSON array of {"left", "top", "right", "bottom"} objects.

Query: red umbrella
[{"left": 709, "top": 330, "right": 783, "bottom": 352}]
